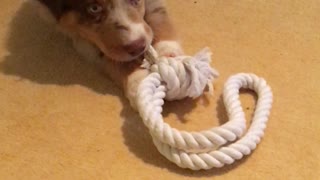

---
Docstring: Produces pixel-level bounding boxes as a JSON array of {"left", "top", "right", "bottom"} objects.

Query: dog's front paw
[
  {"left": 125, "top": 69, "right": 149, "bottom": 111},
  {"left": 72, "top": 37, "right": 102, "bottom": 64},
  {"left": 153, "top": 41, "right": 184, "bottom": 57}
]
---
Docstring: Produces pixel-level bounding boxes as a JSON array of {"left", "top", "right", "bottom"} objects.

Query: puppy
[{"left": 33, "top": 0, "right": 183, "bottom": 108}]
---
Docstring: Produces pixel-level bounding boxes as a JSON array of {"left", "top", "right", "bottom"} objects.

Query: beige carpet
[{"left": 0, "top": 0, "right": 319, "bottom": 179}]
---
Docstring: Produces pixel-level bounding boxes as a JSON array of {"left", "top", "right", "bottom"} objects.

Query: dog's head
[{"left": 37, "top": 0, "right": 153, "bottom": 62}]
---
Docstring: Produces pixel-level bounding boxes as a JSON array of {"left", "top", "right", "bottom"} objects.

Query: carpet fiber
[{"left": 0, "top": 0, "right": 319, "bottom": 179}]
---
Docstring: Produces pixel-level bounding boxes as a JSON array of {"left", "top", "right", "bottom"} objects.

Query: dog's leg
[
  {"left": 72, "top": 37, "right": 103, "bottom": 64},
  {"left": 72, "top": 36, "right": 148, "bottom": 109},
  {"left": 125, "top": 0, "right": 184, "bottom": 109},
  {"left": 145, "top": 0, "right": 183, "bottom": 57}
]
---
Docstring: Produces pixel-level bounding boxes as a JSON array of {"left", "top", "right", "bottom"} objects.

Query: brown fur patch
[{"left": 37, "top": 0, "right": 178, "bottom": 62}]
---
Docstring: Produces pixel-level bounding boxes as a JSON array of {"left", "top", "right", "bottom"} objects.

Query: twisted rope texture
[{"left": 136, "top": 46, "right": 273, "bottom": 170}]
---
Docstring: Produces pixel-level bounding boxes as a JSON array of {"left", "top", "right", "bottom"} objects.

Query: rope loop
[{"left": 135, "top": 46, "right": 273, "bottom": 170}]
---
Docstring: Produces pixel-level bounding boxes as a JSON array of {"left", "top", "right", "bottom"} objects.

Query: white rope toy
[{"left": 135, "top": 46, "right": 273, "bottom": 170}]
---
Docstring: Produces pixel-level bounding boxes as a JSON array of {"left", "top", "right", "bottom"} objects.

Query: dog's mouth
[
  {"left": 98, "top": 49, "right": 146, "bottom": 62},
  {"left": 95, "top": 37, "right": 151, "bottom": 62}
]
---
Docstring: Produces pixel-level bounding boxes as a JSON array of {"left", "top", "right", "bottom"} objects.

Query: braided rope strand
[{"left": 135, "top": 46, "right": 273, "bottom": 170}]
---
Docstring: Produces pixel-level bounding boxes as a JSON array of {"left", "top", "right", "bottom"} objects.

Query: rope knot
[{"left": 142, "top": 46, "right": 219, "bottom": 101}]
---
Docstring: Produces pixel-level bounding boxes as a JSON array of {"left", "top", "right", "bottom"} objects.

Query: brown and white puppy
[{"left": 32, "top": 0, "right": 183, "bottom": 107}]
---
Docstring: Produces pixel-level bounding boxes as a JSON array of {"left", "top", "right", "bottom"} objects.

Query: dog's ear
[{"left": 37, "top": 0, "right": 65, "bottom": 19}]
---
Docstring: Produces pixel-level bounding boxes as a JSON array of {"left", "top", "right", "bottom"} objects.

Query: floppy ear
[{"left": 37, "top": 0, "right": 64, "bottom": 18}]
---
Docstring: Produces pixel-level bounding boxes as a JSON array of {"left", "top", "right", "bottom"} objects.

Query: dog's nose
[{"left": 124, "top": 38, "right": 146, "bottom": 56}]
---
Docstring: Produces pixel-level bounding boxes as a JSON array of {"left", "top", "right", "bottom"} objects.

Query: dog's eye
[
  {"left": 129, "top": 0, "right": 141, "bottom": 6},
  {"left": 87, "top": 4, "right": 103, "bottom": 14}
]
